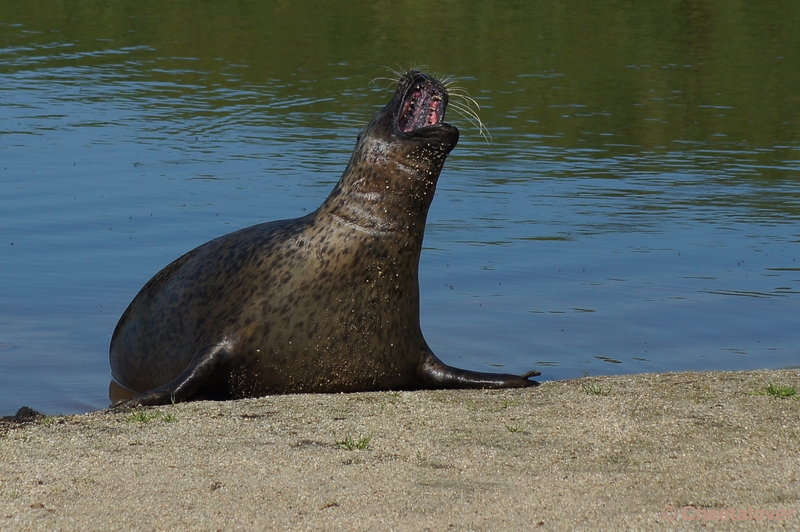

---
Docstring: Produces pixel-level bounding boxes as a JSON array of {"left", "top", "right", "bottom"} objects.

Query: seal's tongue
[{"left": 398, "top": 82, "right": 445, "bottom": 133}]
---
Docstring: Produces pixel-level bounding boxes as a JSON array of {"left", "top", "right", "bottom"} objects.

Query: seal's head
[
  {"left": 367, "top": 69, "right": 459, "bottom": 165},
  {"left": 325, "top": 71, "right": 460, "bottom": 234}
]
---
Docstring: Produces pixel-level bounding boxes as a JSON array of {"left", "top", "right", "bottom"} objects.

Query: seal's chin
[{"left": 396, "top": 75, "right": 448, "bottom": 135}]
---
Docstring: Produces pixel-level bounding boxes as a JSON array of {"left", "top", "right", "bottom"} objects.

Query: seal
[{"left": 109, "top": 70, "right": 540, "bottom": 407}]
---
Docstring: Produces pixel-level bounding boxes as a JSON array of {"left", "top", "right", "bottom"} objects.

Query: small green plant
[
  {"left": 125, "top": 409, "right": 157, "bottom": 423},
  {"left": 499, "top": 397, "right": 519, "bottom": 409},
  {"left": 39, "top": 415, "right": 59, "bottom": 426},
  {"left": 505, "top": 423, "right": 525, "bottom": 433},
  {"left": 750, "top": 383, "right": 797, "bottom": 398},
  {"left": 336, "top": 434, "right": 372, "bottom": 450},
  {"left": 582, "top": 382, "right": 612, "bottom": 396},
  {"left": 125, "top": 409, "right": 177, "bottom": 423}
]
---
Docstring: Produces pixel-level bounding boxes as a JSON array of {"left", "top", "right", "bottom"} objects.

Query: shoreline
[{"left": 2, "top": 369, "right": 798, "bottom": 530}]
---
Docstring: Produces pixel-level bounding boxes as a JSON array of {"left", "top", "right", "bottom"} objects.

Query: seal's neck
[{"left": 318, "top": 133, "right": 449, "bottom": 239}]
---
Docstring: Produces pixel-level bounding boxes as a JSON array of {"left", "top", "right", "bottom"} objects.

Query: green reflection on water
[{"left": 2, "top": 0, "right": 798, "bottom": 152}]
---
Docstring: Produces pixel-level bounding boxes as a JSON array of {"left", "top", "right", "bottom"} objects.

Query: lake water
[{"left": 1, "top": 1, "right": 798, "bottom": 415}]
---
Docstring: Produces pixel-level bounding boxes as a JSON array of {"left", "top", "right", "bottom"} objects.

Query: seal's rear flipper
[
  {"left": 110, "top": 344, "right": 232, "bottom": 408},
  {"left": 416, "top": 349, "right": 539, "bottom": 389}
]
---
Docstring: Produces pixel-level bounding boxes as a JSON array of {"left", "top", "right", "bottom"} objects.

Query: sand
[{"left": 1, "top": 369, "right": 798, "bottom": 530}]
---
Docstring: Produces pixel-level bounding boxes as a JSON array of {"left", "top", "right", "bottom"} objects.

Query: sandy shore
[{"left": 1, "top": 369, "right": 798, "bottom": 530}]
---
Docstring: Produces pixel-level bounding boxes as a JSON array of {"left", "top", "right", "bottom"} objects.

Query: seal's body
[{"left": 110, "top": 71, "right": 539, "bottom": 406}]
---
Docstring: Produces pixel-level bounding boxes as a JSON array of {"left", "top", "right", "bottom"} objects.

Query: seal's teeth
[
  {"left": 399, "top": 81, "right": 447, "bottom": 132},
  {"left": 427, "top": 107, "right": 435, "bottom": 126}
]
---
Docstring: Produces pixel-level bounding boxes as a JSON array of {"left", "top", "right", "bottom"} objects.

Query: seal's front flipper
[
  {"left": 111, "top": 384, "right": 182, "bottom": 408},
  {"left": 416, "top": 349, "right": 540, "bottom": 390},
  {"left": 110, "top": 344, "right": 231, "bottom": 408}
]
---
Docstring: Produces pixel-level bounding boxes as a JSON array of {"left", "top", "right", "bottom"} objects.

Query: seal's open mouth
[{"left": 397, "top": 77, "right": 447, "bottom": 134}]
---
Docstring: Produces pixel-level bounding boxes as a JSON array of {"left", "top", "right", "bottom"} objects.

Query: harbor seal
[{"left": 109, "top": 70, "right": 540, "bottom": 407}]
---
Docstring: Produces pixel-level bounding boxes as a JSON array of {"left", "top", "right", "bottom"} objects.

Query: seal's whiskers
[{"left": 448, "top": 99, "right": 491, "bottom": 142}]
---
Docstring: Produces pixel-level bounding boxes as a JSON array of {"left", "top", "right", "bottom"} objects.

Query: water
[{"left": 1, "top": 1, "right": 798, "bottom": 415}]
